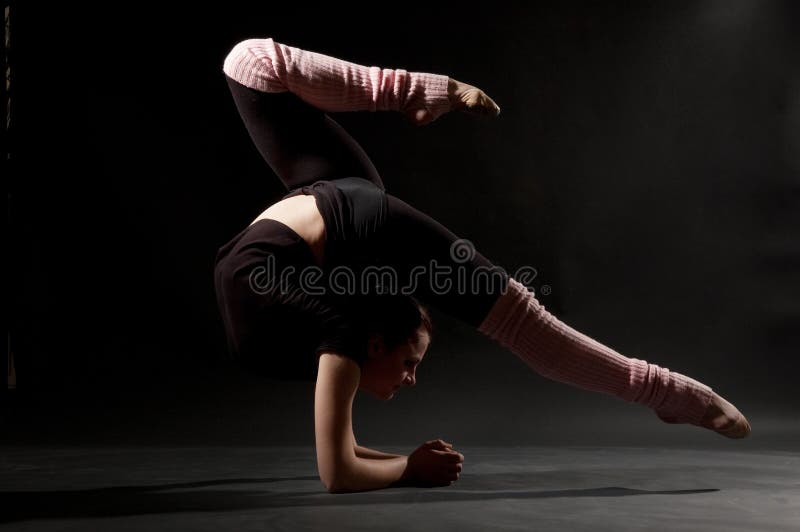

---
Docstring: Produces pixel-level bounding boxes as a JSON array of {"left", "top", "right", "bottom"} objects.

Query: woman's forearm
[
  {"left": 354, "top": 444, "right": 404, "bottom": 460},
  {"left": 331, "top": 456, "right": 408, "bottom": 493},
  {"left": 223, "top": 38, "right": 451, "bottom": 119}
]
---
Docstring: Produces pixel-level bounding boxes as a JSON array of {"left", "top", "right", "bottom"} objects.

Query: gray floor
[
  {"left": 1, "top": 444, "right": 798, "bottom": 531},
  {"left": 2, "top": 360, "right": 798, "bottom": 530}
]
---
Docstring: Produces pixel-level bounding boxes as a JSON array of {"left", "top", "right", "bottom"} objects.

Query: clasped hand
[{"left": 401, "top": 438, "right": 464, "bottom": 487}]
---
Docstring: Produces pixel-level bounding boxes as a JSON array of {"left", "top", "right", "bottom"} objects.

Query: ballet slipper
[
  {"left": 404, "top": 78, "right": 500, "bottom": 126},
  {"left": 448, "top": 78, "right": 501, "bottom": 117},
  {"left": 657, "top": 391, "right": 752, "bottom": 439}
]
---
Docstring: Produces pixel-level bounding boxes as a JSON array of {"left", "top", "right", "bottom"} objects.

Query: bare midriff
[{"left": 249, "top": 194, "right": 326, "bottom": 267}]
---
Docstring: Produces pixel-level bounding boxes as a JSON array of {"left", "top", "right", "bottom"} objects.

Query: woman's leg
[
  {"left": 480, "top": 279, "right": 751, "bottom": 437},
  {"left": 225, "top": 75, "right": 385, "bottom": 191},
  {"left": 367, "top": 194, "right": 508, "bottom": 327},
  {"left": 370, "top": 195, "right": 751, "bottom": 438}
]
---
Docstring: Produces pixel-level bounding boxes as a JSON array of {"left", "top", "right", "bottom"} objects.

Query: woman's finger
[
  {"left": 448, "top": 451, "right": 464, "bottom": 462},
  {"left": 433, "top": 449, "right": 464, "bottom": 462}
]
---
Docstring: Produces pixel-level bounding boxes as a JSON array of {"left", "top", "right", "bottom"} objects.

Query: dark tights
[{"left": 225, "top": 76, "right": 507, "bottom": 328}]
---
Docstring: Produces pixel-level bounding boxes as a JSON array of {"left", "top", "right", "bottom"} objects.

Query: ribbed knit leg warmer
[{"left": 479, "top": 278, "right": 714, "bottom": 425}]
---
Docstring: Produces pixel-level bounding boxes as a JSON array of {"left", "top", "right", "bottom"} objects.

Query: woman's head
[
  {"left": 354, "top": 294, "right": 433, "bottom": 400},
  {"left": 360, "top": 294, "right": 432, "bottom": 349}
]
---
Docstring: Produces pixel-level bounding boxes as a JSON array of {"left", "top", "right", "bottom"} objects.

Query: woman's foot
[
  {"left": 657, "top": 391, "right": 752, "bottom": 439},
  {"left": 405, "top": 78, "right": 501, "bottom": 126},
  {"left": 447, "top": 78, "right": 501, "bottom": 117}
]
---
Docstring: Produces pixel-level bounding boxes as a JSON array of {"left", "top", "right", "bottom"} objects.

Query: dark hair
[{"left": 353, "top": 294, "right": 432, "bottom": 350}]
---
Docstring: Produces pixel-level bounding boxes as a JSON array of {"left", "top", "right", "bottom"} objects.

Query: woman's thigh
[
  {"left": 225, "top": 76, "right": 385, "bottom": 191},
  {"left": 367, "top": 195, "right": 509, "bottom": 327}
]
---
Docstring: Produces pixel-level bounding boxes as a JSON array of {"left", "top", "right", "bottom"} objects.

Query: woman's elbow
[
  {"left": 317, "top": 460, "right": 350, "bottom": 494},
  {"left": 320, "top": 477, "right": 335, "bottom": 493},
  {"left": 325, "top": 481, "right": 348, "bottom": 494},
  {"left": 320, "top": 473, "right": 351, "bottom": 494}
]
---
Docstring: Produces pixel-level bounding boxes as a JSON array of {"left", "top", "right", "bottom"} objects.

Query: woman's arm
[
  {"left": 315, "top": 353, "right": 465, "bottom": 491},
  {"left": 354, "top": 439, "right": 404, "bottom": 460},
  {"left": 315, "top": 353, "right": 408, "bottom": 493}
]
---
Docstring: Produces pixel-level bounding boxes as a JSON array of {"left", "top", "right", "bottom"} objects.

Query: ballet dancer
[{"left": 213, "top": 37, "right": 751, "bottom": 493}]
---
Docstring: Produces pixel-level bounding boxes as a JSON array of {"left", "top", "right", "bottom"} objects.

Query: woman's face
[{"left": 359, "top": 327, "right": 430, "bottom": 401}]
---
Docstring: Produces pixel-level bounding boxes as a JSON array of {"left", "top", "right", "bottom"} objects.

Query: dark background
[{"left": 4, "top": 2, "right": 799, "bottom": 449}]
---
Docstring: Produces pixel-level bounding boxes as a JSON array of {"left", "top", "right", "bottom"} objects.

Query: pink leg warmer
[{"left": 479, "top": 278, "right": 714, "bottom": 425}]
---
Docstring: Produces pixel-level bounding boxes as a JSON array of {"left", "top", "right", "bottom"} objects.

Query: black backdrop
[{"left": 5, "top": 2, "right": 799, "bottom": 446}]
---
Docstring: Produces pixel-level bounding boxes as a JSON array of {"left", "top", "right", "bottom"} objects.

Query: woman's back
[{"left": 250, "top": 195, "right": 326, "bottom": 266}]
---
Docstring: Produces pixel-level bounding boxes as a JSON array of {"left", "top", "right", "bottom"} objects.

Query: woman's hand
[{"left": 400, "top": 439, "right": 464, "bottom": 487}]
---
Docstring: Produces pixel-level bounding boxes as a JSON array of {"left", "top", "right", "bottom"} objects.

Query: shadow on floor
[{"left": 1, "top": 476, "right": 720, "bottom": 523}]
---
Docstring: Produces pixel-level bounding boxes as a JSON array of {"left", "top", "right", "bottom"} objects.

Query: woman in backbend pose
[{"left": 213, "top": 37, "right": 751, "bottom": 494}]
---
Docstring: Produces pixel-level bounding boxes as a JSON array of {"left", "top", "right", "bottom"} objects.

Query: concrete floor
[{"left": 1, "top": 444, "right": 798, "bottom": 531}]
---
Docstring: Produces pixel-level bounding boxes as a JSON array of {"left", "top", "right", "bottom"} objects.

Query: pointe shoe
[{"left": 657, "top": 392, "right": 752, "bottom": 439}]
